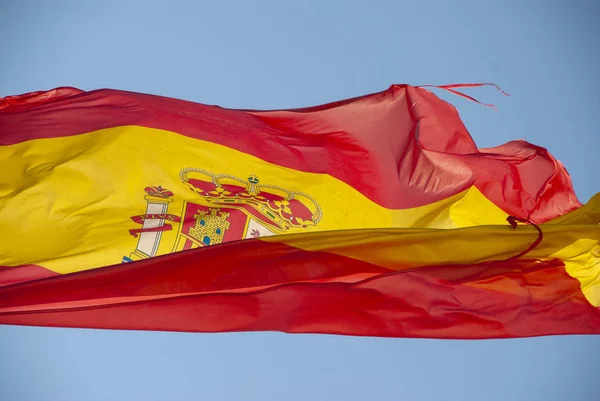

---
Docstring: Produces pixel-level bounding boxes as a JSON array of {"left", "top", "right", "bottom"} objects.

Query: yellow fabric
[
  {"left": 1, "top": 126, "right": 598, "bottom": 306},
  {"left": 548, "top": 194, "right": 600, "bottom": 305},
  {"left": 1, "top": 125, "right": 507, "bottom": 274},
  {"left": 266, "top": 223, "right": 600, "bottom": 304}
]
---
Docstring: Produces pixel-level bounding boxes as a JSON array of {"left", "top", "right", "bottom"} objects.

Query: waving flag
[{"left": 0, "top": 84, "right": 598, "bottom": 338}]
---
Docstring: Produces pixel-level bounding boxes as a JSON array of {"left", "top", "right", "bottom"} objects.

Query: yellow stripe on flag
[{"left": 0, "top": 126, "right": 509, "bottom": 274}]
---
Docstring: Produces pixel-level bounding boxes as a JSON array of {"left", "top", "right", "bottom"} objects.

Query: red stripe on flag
[
  {"left": 0, "top": 241, "right": 597, "bottom": 338},
  {"left": 0, "top": 85, "right": 581, "bottom": 222}
]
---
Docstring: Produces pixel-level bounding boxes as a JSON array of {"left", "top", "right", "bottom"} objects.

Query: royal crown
[
  {"left": 179, "top": 167, "right": 322, "bottom": 232},
  {"left": 144, "top": 186, "right": 174, "bottom": 198}
]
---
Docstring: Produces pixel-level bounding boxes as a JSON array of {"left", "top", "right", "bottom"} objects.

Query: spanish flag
[{"left": 0, "top": 84, "right": 598, "bottom": 338}]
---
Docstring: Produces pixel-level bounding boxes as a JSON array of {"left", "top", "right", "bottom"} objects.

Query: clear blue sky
[{"left": 1, "top": 1, "right": 599, "bottom": 400}]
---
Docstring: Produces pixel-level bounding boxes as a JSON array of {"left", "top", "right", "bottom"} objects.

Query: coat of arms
[{"left": 123, "top": 168, "right": 322, "bottom": 262}]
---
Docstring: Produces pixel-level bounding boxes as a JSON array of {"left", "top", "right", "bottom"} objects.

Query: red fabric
[
  {"left": 417, "top": 83, "right": 511, "bottom": 109},
  {"left": 0, "top": 240, "right": 598, "bottom": 338},
  {"left": 0, "top": 264, "right": 59, "bottom": 287},
  {"left": 0, "top": 85, "right": 581, "bottom": 222},
  {"left": 0, "top": 87, "right": 83, "bottom": 110}
]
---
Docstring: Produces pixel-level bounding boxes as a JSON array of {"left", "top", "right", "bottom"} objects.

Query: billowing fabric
[{"left": 0, "top": 84, "right": 597, "bottom": 338}]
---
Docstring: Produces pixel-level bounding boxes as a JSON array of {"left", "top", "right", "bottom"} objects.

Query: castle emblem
[
  {"left": 189, "top": 209, "right": 231, "bottom": 246},
  {"left": 123, "top": 168, "right": 322, "bottom": 263}
]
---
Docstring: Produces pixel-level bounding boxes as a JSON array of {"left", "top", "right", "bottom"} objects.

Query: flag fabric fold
[{"left": 0, "top": 84, "right": 598, "bottom": 338}]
